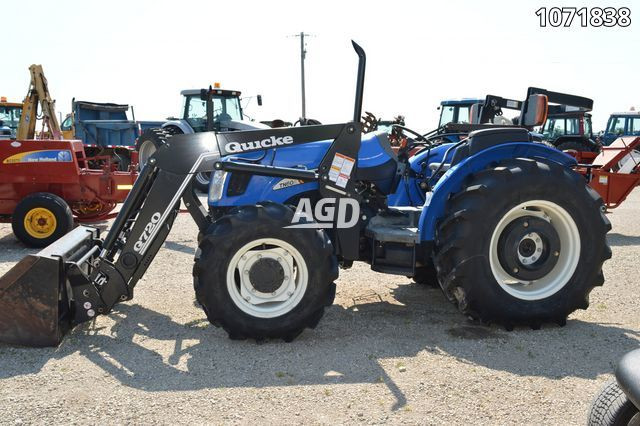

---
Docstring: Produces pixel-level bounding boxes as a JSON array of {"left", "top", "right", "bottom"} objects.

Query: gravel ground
[{"left": 0, "top": 190, "right": 639, "bottom": 425}]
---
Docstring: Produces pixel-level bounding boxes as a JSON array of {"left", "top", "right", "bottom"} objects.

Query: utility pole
[{"left": 293, "top": 32, "right": 310, "bottom": 123}]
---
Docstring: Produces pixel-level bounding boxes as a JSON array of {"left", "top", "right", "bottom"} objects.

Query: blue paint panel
[
  {"left": 357, "top": 132, "right": 394, "bottom": 168},
  {"left": 212, "top": 132, "right": 392, "bottom": 207}
]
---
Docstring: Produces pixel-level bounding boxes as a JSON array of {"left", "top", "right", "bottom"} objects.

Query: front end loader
[{"left": 0, "top": 42, "right": 611, "bottom": 347}]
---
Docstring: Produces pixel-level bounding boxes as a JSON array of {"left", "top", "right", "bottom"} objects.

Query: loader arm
[{"left": 71, "top": 133, "right": 218, "bottom": 324}]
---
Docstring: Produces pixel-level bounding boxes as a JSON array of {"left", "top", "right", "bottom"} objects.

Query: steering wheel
[{"left": 217, "top": 113, "right": 232, "bottom": 122}]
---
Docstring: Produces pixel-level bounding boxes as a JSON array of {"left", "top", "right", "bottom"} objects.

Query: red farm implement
[
  {"left": 0, "top": 139, "right": 137, "bottom": 247},
  {"left": 575, "top": 137, "right": 640, "bottom": 209}
]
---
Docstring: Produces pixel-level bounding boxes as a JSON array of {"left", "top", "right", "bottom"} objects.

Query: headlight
[{"left": 208, "top": 170, "right": 227, "bottom": 202}]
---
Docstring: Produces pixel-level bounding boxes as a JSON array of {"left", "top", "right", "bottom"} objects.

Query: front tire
[
  {"left": 588, "top": 380, "right": 640, "bottom": 426},
  {"left": 434, "top": 158, "right": 611, "bottom": 328},
  {"left": 194, "top": 202, "right": 338, "bottom": 341}
]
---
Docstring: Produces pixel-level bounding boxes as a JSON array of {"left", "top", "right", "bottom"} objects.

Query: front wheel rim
[
  {"left": 489, "top": 200, "right": 581, "bottom": 301},
  {"left": 226, "top": 238, "right": 308, "bottom": 318}
]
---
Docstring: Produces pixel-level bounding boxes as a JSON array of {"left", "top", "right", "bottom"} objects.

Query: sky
[{"left": 3, "top": 0, "right": 638, "bottom": 132}]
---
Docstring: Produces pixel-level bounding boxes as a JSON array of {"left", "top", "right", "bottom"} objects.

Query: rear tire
[
  {"left": 588, "top": 380, "right": 640, "bottom": 426},
  {"left": 11, "top": 193, "right": 74, "bottom": 248},
  {"left": 193, "top": 202, "right": 338, "bottom": 341},
  {"left": 434, "top": 158, "right": 611, "bottom": 328}
]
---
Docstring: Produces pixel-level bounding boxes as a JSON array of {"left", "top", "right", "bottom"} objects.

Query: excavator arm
[{"left": 16, "top": 64, "right": 62, "bottom": 140}]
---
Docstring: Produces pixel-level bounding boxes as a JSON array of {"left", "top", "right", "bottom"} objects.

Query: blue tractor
[
  {"left": 0, "top": 42, "right": 611, "bottom": 346},
  {"left": 600, "top": 111, "right": 640, "bottom": 146}
]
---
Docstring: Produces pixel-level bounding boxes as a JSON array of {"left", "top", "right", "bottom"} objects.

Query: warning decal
[{"left": 328, "top": 153, "right": 355, "bottom": 188}]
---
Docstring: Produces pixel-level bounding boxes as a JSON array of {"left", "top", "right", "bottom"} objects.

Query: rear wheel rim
[
  {"left": 226, "top": 238, "right": 308, "bottom": 318},
  {"left": 138, "top": 140, "right": 156, "bottom": 166},
  {"left": 489, "top": 200, "right": 581, "bottom": 301},
  {"left": 23, "top": 207, "right": 57, "bottom": 239}
]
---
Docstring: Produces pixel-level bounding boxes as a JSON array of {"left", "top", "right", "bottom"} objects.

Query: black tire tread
[
  {"left": 193, "top": 201, "right": 338, "bottom": 341},
  {"left": 588, "top": 380, "right": 640, "bottom": 426},
  {"left": 434, "top": 157, "right": 611, "bottom": 328}
]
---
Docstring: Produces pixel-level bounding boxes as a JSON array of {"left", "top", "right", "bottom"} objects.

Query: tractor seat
[
  {"left": 450, "top": 128, "right": 531, "bottom": 166},
  {"left": 429, "top": 128, "right": 531, "bottom": 173}
]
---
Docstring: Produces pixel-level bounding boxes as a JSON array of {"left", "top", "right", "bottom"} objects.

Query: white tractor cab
[
  {"left": 164, "top": 85, "right": 269, "bottom": 134},
  {"left": 137, "top": 84, "right": 269, "bottom": 191}
]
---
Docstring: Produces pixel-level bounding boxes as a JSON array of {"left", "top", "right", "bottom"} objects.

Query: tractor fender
[
  {"left": 161, "top": 120, "right": 193, "bottom": 134},
  {"left": 418, "top": 142, "right": 576, "bottom": 242}
]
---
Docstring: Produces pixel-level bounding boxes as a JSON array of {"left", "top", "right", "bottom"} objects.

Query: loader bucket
[{"left": 0, "top": 226, "right": 99, "bottom": 347}]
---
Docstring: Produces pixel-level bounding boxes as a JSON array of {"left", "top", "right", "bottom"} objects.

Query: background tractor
[
  {"left": 437, "top": 98, "right": 481, "bottom": 127},
  {"left": 137, "top": 84, "right": 269, "bottom": 191},
  {"left": 538, "top": 107, "right": 599, "bottom": 153},
  {"left": 0, "top": 42, "right": 610, "bottom": 348},
  {"left": 601, "top": 111, "right": 640, "bottom": 146}
]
